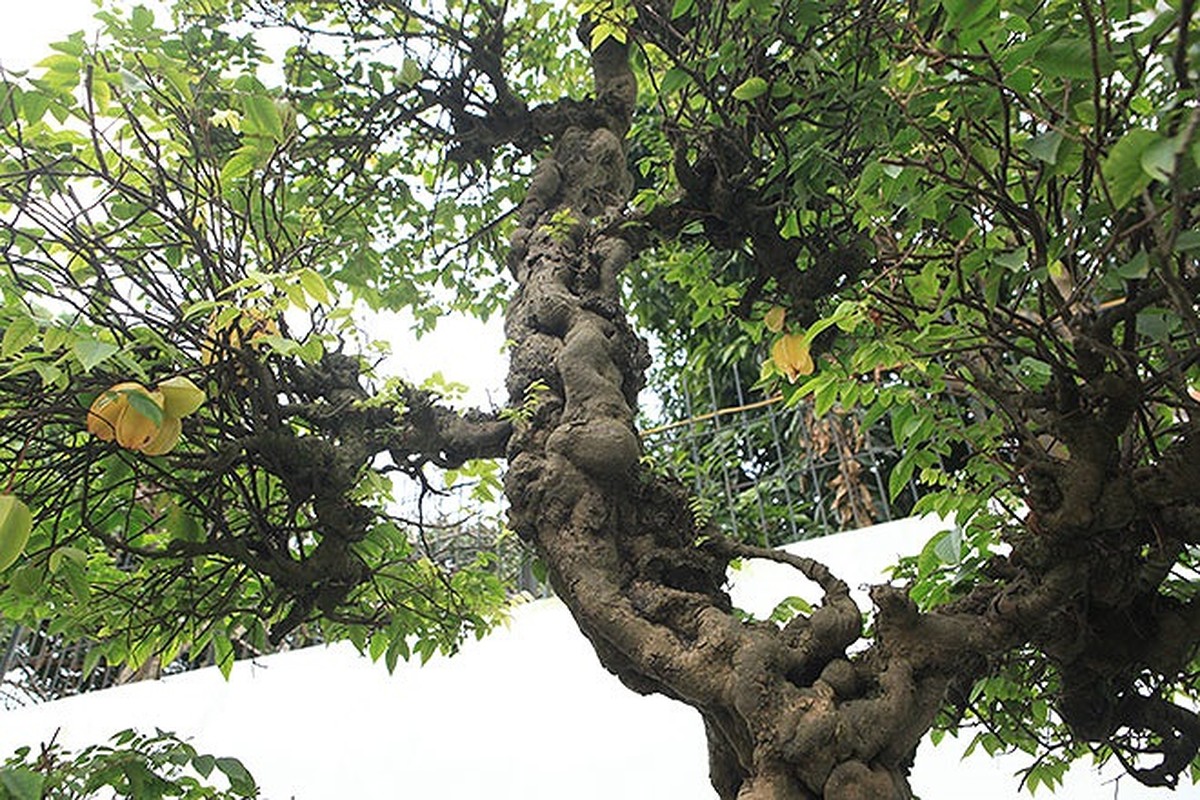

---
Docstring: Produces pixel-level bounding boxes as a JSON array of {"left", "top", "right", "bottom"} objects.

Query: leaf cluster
[{"left": 0, "top": 729, "right": 257, "bottom": 800}]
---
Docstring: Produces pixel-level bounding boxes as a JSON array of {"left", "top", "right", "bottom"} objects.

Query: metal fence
[{"left": 641, "top": 367, "right": 916, "bottom": 547}]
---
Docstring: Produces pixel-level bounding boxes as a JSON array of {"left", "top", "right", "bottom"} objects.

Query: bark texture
[
  {"left": 501, "top": 34, "right": 936, "bottom": 800},
  {"left": 501, "top": 29, "right": 1200, "bottom": 800}
]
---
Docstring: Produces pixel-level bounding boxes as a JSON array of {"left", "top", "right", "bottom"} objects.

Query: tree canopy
[{"left": 1, "top": 1, "right": 1199, "bottom": 798}]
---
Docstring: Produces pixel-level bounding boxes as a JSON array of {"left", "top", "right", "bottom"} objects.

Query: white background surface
[{"left": 0, "top": 518, "right": 1184, "bottom": 799}]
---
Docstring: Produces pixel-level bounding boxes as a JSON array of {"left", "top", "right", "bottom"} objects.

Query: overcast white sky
[
  {"left": 2, "top": 1, "right": 105, "bottom": 71},
  {"left": 1, "top": 1, "right": 511, "bottom": 409}
]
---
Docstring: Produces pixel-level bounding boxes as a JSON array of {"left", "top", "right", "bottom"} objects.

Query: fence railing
[{"left": 641, "top": 367, "right": 917, "bottom": 546}]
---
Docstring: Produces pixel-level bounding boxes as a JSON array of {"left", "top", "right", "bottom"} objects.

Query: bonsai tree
[{"left": 0, "top": 1, "right": 1197, "bottom": 797}]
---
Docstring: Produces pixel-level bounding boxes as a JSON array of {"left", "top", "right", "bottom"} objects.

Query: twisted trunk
[
  {"left": 500, "top": 21, "right": 1200, "bottom": 800},
  {"left": 501, "top": 34, "right": 944, "bottom": 800}
]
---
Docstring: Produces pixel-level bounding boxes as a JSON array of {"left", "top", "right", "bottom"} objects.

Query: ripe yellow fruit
[
  {"left": 114, "top": 387, "right": 165, "bottom": 451},
  {"left": 87, "top": 382, "right": 141, "bottom": 442},
  {"left": 771, "top": 333, "right": 814, "bottom": 383},
  {"left": 88, "top": 382, "right": 187, "bottom": 455},
  {"left": 157, "top": 375, "right": 206, "bottom": 418},
  {"left": 141, "top": 414, "right": 182, "bottom": 456},
  {"left": 0, "top": 494, "right": 33, "bottom": 572}
]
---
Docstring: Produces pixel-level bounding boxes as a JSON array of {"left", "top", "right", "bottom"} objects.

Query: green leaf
[
  {"left": 219, "top": 149, "right": 257, "bottom": 184},
  {"left": 1034, "top": 39, "right": 1114, "bottom": 79},
  {"left": 384, "top": 634, "right": 410, "bottom": 673},
  {"left": 780, "top": 211, "right": 800, "bottom": 239},
  {"left": 769, "top": 595, "right": 813, "bottom": 623},
  {"left": 661, "top": 67, "right": 691, "bottom": 95},
  {"left": 1116, "top": 251, "right": 1149, "bottom": 280},
  {"left": 1173, "top": 230, "right": 1200, "bottom": 252},
  {"left": 590, "top": 21, "right": 625, "bottom": 50},
  {"left": 35, "top": 53, "right": 80, "bottom": 75},
  {"left": 813, "top": 378, "right": 838, "bottom": 417},
  {"left": 0, "top": 495, "right": 33, "bottom": 572},
  {"left": 165, "top": 505, "right": 203, "bottom": 542},
  {"left": 48, "top": 546, "right": 87, "bottom": 573},
  {"left": 125, "top": 389, "right": 164, "bottom": 427},
  {"left": 1140, "top": 134, "right": 1179, "bottom": 182},
  {"left": 671, "top": 0, "right": 695, "bottom": 18},
  {"left": 889, "top": 451, "right": 917, "bottom": 501},
  {"left": 10, "top": 564, "right": 43, "bottom": 596},
  {"left": 0, "top": 767, "right": 45, "bottom": 800},
  {"left": 280, "top": 278, "right": 307, "bottom": 309},
  {"left": 1025, "top": 130, "right": 1062, "bottom": 165},
  {"left": 131, "top": 4, "right": 155, "bottom": 31},
  {"left": 21, "top": 90, "right": 51, "bottom": 124},
  {"left": 1102, "top": 128, "right": 1158, "bottom": 209},
  {"left": 416, "top": 637, "right": 436, "bottom": 665},
  {"left": 49, "top": 37, "right": 84, "bottom": 57},
  {"left": 214, "top": 757, "right": 256, "bottom": 795},
  {"left": 369, "top": 632, "right": 389, "bottom": 661},
  {"left": 242, "top": 94, "right": 284, "bottom": 142},
  {"left": 193, "top": 754, "right": 215, "bottom": 778},
  {"left": 732, "top": 76, "right": 768, "bottom": 101},
  {"left": 256, "top": 333, "right": 300, "bottom": 356},
  {"left": 71, "top": 337, "right": 119, "bottom": 372},
  {"left": 119, "top": 67, "right": 151, "bottom": 94},
  {"left": 933, "top": 526, "right": 963, "bottom": 565},
  {"left": 941, "top": 0, "right": 997, "bottom": 32},
  {"left": 299, "top": 268, "right": 331, "bottom": 304},
  {"left": 62, "top": 560, "right": 91, "bottom": 603},
  {"left": 1, "top": 317, "right": 39, "bottom": 359},
  {"left": 1137, "top": 310, "right": 1174, "bottom": 342},
  {"left": 213, "top": 633, "right": 234, "bottom": 679},
  {"left": 82, "top": 645, "right": 105, "bottom": 677},
  {"left": 398, "top": 58, "right": 423, "bottom": 88},
  {"left": 993, "top": 248, "right": 1028, "bottom": 272}
]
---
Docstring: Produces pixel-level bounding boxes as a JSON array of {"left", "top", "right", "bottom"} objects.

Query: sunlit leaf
[
  {"left": 71, "top": 338, "right": 119, "bottom": 372},
  {"left": 0, "top": 495, "right": 33, "bottom": 572},
  {"left": 732, "top": 76, "right": 768, "bottom": 101}
]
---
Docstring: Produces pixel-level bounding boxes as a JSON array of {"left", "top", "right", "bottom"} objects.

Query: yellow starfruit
[
  {"left": 157, "top": 375, "right": 206, "bottom": 418},
  {"left": 771, "top": 333, "right": 814, "bottom": 382},
  {"left": 141, "top": 414, "right": 182, "bottom": 456},
  {"left": 114, "top": 387, "right": 165, "bottom": 451},
  {"left": 764, "top": 306, "right": 787, "bottom": 333},
  {"left": 87, "top": 381, "right": 143, "bottom": 442}
]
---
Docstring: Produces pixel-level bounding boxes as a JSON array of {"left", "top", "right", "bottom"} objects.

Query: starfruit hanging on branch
[
  {"left": 771, "top": 332, "right": 814, "bottom": 382},
  {"left": 86, "top": 377, "right": 206, "bottom": 456}
]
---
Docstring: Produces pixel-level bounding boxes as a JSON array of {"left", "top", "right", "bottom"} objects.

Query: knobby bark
[
  {"left": 501, "top": 32, "right": 929, "bottom": 800},
  {"left": 500, "top": 27, "right": 1200, "bottom": 800}
]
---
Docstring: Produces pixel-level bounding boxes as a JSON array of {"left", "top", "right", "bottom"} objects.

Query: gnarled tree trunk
[
  {"left": 501, "top": 33, "right": 948, "bottom": 800},
  {"left": 501, "top": 18, "right": 1200, "bottom": 800}
]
